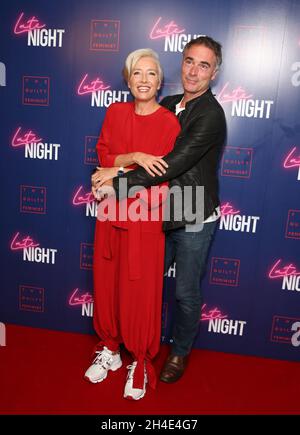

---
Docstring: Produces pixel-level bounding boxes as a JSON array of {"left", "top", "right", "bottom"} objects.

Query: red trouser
[{"left": 93, "top": 219, "right": 165, "bottom": 389}]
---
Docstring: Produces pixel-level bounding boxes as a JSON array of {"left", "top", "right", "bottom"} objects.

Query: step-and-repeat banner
[{"left": 1, "top": 0, "right": 299, "bottom": 362}]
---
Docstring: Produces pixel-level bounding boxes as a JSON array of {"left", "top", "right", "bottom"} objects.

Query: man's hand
[{"left": 133, "top": 152, "right": 168, "bottom": 177}]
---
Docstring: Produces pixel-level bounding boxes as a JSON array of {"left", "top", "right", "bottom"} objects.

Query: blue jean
[{"left": 164, "top": 221, "right": 217, "bottom": 356}]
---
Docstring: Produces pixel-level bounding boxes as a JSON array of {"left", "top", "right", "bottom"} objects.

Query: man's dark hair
[{"left": 183, "top": 36, "right": 222, "bottom": 68}]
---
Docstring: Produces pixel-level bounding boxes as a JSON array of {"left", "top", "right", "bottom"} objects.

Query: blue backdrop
[{"left": 1, "top": 0, "right": 299, "bottom": 362}]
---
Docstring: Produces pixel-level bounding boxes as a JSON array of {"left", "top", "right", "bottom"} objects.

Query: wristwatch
[{"left": 117, "top": 166, "right": 125, "bottom": 176}]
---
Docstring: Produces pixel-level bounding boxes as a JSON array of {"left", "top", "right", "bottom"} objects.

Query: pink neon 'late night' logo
[
  {"left": 283, "top": 147, "right": 300, "bottom": 169},
  {"left": 69, "top": 288, "right": 93, "bottom": 306},
  {"left": 14, "top": 12, "right": 46, "bottom": 35},
  {"left": 200, "top": 304, "right": 228, "bottom": 321},
  {"left": 12, "top": 127, "right": 42, "bottom": 147},
  {"left": 72, "top": 186, "right": 94, "bottom": 205},
  {"left": 221, "top": 202, "right": 240, "bottom": 216},
  {"left": 268, "top": 259, "right": 300, "bottom": 279},
  {"left": 149, "top": 17, "right": 185, "bottom": 40},
  {"left": 217, "top": 82, "right": 253, "bottom": 103},
  {"left": 77, "top": 74, "right": 110, "bottom": 95},
  {"left": 10, "top": 232, "right": 40, "bottom": 251}
]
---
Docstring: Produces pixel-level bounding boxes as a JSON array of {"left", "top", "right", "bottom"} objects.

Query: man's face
[{"left": 181, "top": 44, "right": 218, "bottom": 99}]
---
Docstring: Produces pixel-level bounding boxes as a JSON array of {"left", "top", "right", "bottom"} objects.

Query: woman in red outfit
[{"left": 85, "top": 48, "right": 180, "bottom": 400}]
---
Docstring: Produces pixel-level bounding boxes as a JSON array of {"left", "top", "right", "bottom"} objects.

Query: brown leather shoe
[{"left": 160, "top": 354, "right": 188, "bottom": 383}]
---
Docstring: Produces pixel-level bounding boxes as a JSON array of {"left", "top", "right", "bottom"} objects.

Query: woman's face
[{"left": 128, "top": 56, "right": 160, "bottom": 102}]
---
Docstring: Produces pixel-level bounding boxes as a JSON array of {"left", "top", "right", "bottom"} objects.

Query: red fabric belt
[{"left": 102, "top": 219, "right": 142, "bottom": 281}]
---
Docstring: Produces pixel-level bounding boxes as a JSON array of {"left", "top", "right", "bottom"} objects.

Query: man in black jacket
[{"left": 96, "top": 36, "right": 226, "bottom": 383}]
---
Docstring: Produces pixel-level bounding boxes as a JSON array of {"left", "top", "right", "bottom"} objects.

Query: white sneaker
[
  {"left": 123, "top": 361, "right": 147, "bottom": 400},
  {"left": 84, "top": 346, "right": 122, "bottom": 383}
]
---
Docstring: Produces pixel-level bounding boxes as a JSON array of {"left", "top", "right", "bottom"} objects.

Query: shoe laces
[
  {"left": 93, "top": 348, "right": 114, "bottom": 368},
  {"left": 126, "top": 363, "right": 137, "bottom": 380},
  {"left": 126, "top": 362, "right": 147, "bottom": 383}
]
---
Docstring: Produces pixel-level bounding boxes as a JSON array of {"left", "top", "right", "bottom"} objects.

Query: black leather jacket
[{"left": 113, "top": 88, "right": 226, "bottom": 231}]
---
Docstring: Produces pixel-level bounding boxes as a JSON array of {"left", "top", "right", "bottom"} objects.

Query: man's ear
[{"left": 211, "top": 69, "right": 218, "bottom": 81}]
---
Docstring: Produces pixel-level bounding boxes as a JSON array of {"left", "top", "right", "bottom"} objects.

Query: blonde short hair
[{"left": 123, "top": 48, "right": 163, "bottom": 84}]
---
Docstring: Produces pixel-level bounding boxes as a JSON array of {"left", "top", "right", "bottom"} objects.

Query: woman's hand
[
  {"left": 91, "top": 167, "right": 118, "bottom": 190},
  {"left": 133, "top": 152, "right": 168, "bottom": 177},
  {"left": 95, "top": 180, "right": 115, "bottom": 201},
  {"left": 91, "top": 184, "right": 99, "bottom": 200}
]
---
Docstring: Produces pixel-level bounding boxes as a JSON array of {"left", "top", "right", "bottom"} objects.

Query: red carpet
[{"left": 0, "top": 324, "right": 299, "bottom": 415}]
